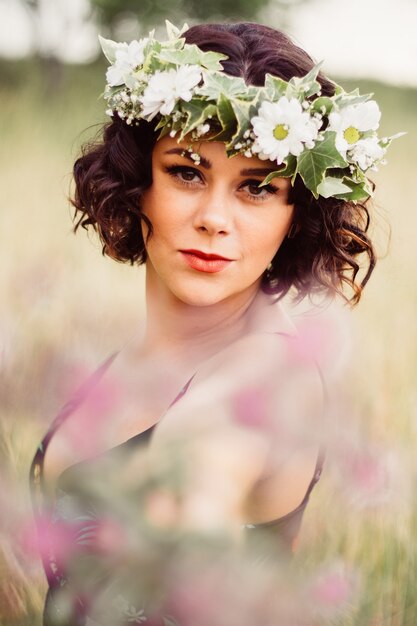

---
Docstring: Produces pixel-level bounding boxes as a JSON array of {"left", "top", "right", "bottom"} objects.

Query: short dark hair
[{"left": 71, "top": 21, "right": 376, "bottom": 305}]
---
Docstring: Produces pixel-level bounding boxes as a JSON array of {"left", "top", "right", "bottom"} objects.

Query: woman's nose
[{"left": 192, "top": 186, "right": 233, "bottom": 236}]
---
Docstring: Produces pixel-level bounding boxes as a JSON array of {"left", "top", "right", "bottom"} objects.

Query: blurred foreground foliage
[{"left": 1, "top": 58, "right": 417, "bottom": 625}]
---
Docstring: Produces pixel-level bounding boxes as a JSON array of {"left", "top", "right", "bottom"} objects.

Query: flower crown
[{"left": 99, "top": 21, "right": 402, "bottom": 202}]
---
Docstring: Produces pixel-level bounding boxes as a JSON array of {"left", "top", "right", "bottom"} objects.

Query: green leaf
[
  {"left": 380, "top": 131, "right": 407, "bottom": 149},
  {"left": 142, "top": 41, "right": 163, "bottom": 73},
  {"left": 156, "top": 124, "right": 172, "bottom": 141},
  {"left": 227, "top": 99, "right": 253, "bottom": 148},
  {"left": 154, "top": 116, "right": 168, "bottom": 131},
  {"left": 335, "top": 89, "right": 373, "bottom": 108},
  {"left": 264, "top": 74, "right": 288, "bottom": 101},
  {"left": 98, "top": 34, "right": 121, "bottom": 64},
  {"left": 258, "top": 156, "right": 297, "bottom": 186},
  {"left": 217, "top": 93, "right": 236, "bottom": 131},
  {"left": 179, "top": 101, "right": 218, "bottom": 140},
  {"left": 165, "top": 20, "right": 189, "bottom": 40},
  {"left": 227, "top": 91, "right": 263, "bottom": 148},
  {"left": 317, "top": 176, "right": 352, "bottom": 198},
  {"left": 290, "top": 61, "right": 323, "bottom": 97},
  {"left": 196, "top": 71, "right": 247, "bottom": 100},
  {"left": 296, "top": 131, "right": 348, "bottom": 197},
  {"left": 311, "top": 96, "right": 334, "bottom": 116},
  {"left": 158, "top": 46, "right": 228, "bottom": 71},
  {"left": 334, "top": 178, "right": 372, "bottom": 202}
]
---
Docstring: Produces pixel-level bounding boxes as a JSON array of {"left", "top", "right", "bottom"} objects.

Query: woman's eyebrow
[
  {"left": 164, "top": 148, "right": 212, "bottom": 169},
  {"left": 163, "top": 148, "right": 276, "bottom": 176}
]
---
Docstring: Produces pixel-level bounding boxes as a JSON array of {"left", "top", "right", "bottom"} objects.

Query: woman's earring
[
  {"left": 287, "top": 223, "right": 298, "bottom": 239},
  {"left": 265, "top": 262, "right": 273, "bottom": 280}
]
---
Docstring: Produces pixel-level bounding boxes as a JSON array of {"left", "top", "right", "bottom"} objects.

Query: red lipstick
[{"left": 180, "top": 249, "right": 234, "bottom": 273}]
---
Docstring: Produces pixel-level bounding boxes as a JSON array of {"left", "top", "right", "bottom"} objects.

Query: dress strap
[{"left": 29, "top": 351, "right": 120, "bottom": 591}]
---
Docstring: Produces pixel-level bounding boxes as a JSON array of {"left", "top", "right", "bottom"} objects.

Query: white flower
[
  {"left": 139, "top": 65, "right": 202, "bottom": 121},
  {"left": 348, "top": 136, "right": 386, "bottom": 170},
  {"left": 328, "top": 100, "right": 381, "bottom": 158},
  {"left": 196, "top": 122, "right": 210, "bottom": 136},
  {"left": 106, "top": 39, "right": 148, "bottom": 88},
  {"left": 250, "top": 97, "right": 320, "bottom": 165}
]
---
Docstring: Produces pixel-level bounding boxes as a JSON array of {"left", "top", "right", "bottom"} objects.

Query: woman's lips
[{"left": 180, "top": 250, "right": 234, "bottom": 273}]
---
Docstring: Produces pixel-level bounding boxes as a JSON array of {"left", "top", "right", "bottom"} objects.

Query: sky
[{"left": 1, "top": 0, "right": 417, "bottom": 86}]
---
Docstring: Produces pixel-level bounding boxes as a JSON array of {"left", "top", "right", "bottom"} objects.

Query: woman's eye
[
  {"left": 242, "top": 181, "right": 279, "bottom": 201},
  {"left": 164, "top": 166, "right": 279, "bottom": 201},
  {"left": 165, "top": 165, "right": 202, "bottom": 185}
]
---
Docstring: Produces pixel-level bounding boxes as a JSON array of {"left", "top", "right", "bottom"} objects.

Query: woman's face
[{"left": 140, "top": 134, "right": 294, "bottom": 307}]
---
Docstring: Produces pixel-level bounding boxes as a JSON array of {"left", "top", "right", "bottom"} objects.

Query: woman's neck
[{"left": 142, "top": 274, "right": 261, "bottom": 365}]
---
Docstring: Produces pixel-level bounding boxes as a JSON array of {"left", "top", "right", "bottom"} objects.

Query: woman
[{"left": 30, "top": 20, "right": 396, "bottom": 626}]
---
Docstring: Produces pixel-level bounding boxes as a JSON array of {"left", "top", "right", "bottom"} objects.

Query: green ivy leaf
[
  {"left": 258, "top": 156, "right": 297, "bottom": 186},
  {"left": 158, "top": 46, "right": 228, "bottom": 71},
  {"left": 196, "top": 72, "right": 248, "bottom": 100},
  {"left": 335, "top": 89, "right": 373, "bottom": 108},
  {"left": 333, "top": 177, "right": 372, "bottom": 202},
  {"left": 380, "top": 131, "right": 407, "bottom": 149},
  {"left": 227, "top": 99, "right": 254, "bottom": 148},
  {"left": 317, "top": 176, "right": 352, "bottom": 198},
  {"left": 296, "top": 131, "right": 348, "bottom": 197},
  {"left": 217, "top": 93, "right": 236, "bottom": 132},
  {"left": 179, "top": 101, "right": 218, "bottom": 140},
  {"left": 289, "top": 61, "right": 323, "bottom": 98},
  {"left": 264, "top": 74, "right": 288, "bottom": 101},
  {"left": 142, "top": 41, "right": 163, "bottom": 73},
  {"left": 156, "top": 124, "right": 172, "bottom": 141},
  {"left": 311, "top": 96, "right": 334, "bottom": 116},
  {"left": 98, "top": 35, "right": 121, "bottom": 64},
  {"left": 165, "top": 20, "right": 189, "bottom": 40}
]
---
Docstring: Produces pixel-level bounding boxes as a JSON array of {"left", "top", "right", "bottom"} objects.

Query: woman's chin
[{"left": 169, "top": 283, "right": 239, "bottom": 308}]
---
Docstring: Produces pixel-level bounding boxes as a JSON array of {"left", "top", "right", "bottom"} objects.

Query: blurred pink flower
[
  {"left": 310, "top": 571, "right": 351, "bottom": 606},
  {"left": 19, "top": 515, "right": 74, "bottom": 565},
  {"left": 333, "top": 439, "right": 410, "bottom": 510},
  {"left": 305, "top": 561, "right": 358, "bottom": 619},
  {"left": 230, "top": 385, "right": 271, "bottom": 431}
]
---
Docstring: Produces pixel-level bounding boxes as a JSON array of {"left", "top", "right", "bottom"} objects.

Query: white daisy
[
  {"left": 348, "top": 136, "right": 386, "bottom": 170},
  {"left": 328, "top": 100, "right": 381, "bottom": 158},
  {"left": 139, "top": 65, "right": 202, "bottom": 121},
  {"left": 250, "top": 97, "right": 320, "bottom": 165},
  {"left": 106, "top": 39, "right": 148, "bottom": 88}
]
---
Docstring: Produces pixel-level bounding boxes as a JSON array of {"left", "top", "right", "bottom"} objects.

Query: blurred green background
[{"left": 1, "top": 0, "right": 416, "bottom": 624}]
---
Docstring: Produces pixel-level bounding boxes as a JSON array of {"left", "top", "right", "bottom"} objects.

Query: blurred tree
[
  {"left": 91, "top": 0, "right": 309, "bottom": 37},
  {"left": 21, "top": 0, "right": 62, "bottom": 92},
  {"left": 21, "top": 0, "right": 97, "bottom": 91}
]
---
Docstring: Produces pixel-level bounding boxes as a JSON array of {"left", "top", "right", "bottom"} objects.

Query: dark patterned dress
[{"left": 30, "top": 337, "right": 325, "bottom": 626}]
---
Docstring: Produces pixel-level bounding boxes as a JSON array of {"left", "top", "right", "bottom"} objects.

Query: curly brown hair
[{"left": 71, "top": 22, "right": 376, "bottom": 306}]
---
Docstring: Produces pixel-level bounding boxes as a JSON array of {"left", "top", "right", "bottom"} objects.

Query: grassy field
[{"left": 0, "top": 57, "right": 416, "bottom": 625}]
